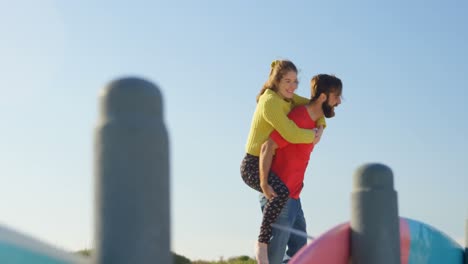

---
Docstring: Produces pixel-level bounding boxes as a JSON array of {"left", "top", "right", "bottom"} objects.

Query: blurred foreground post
[
  {"left": 351, "top": 163, "right": 400, "bottom": 264},
  {"left": 94, "top": 77, "right": 170, "bottom": 264}
]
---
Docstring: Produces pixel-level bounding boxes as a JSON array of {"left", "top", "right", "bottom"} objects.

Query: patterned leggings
[{"left": 240, "top": 153, "right": 290, "bottom": 244}]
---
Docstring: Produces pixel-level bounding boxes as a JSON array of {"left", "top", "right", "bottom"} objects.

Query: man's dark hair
[{"left": 310, "top": 74, "right": 342, "bottom": 101}]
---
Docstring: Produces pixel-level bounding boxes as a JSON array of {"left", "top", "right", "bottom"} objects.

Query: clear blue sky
[{"left": 0, "top": 0, "right": 467, "bottom": 261}]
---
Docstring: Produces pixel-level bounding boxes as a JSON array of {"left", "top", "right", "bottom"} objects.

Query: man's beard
[{"left": 322, "top": 99, "right": 336, "bottom": 118}]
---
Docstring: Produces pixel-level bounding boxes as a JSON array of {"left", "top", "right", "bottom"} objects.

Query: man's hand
[{"left": 261, "top": 182, "right": 278, "bottom": 200}]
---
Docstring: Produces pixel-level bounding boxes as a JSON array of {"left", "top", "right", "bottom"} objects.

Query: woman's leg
[
  {"left": 258, "top": 172, "right": 289, "bottom": 243},
  {"left": 240, "top": 154, "right": 263, "bottom": 192},
  {"left": 240, "top": 154, "right": 290, "bottom": 243}
]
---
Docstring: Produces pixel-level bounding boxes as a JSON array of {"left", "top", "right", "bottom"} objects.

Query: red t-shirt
[{"left": 270, "top": 106, "right": 316, "bottom": 199}]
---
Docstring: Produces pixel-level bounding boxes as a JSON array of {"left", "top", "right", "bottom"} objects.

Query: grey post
[
  {"left": 351, "top": 163, "right": 400, "bottom": 264},
  {"left": 94, "top": 77, "right": 171, "bottom": 264}
]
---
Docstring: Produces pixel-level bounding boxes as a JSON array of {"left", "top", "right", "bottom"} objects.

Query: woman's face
[{"left": 276, "top": 70, "right": 298, "bottom": 100}]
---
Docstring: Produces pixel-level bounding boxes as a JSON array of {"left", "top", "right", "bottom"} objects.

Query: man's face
[{"left": 322, "top": 91, "right": 342, "bottom": 118}]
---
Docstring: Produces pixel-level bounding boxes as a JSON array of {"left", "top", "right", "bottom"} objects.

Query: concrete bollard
[
  {"left": 351, "top": 163, "right": 400, "bottom": 264},
  {"left": 94, "top": 77, "right": 171, "bottom": 264}
]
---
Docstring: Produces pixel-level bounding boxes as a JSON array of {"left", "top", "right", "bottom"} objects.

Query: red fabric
[
  {"left": 270, "top": 106, "right": 316, "bottom": 199},
  {"left": 399, "top": 218, "right": 410, "bottom": 264}
]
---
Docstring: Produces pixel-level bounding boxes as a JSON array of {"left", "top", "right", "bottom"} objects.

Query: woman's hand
[
  {"left": 261, "top": 182, "right": 277, "bottom": 200},
  {"left": 313, "top": 126, "right": 324, "bottom": 145}
]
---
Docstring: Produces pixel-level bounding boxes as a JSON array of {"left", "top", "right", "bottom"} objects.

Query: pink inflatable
[
  {"left": 289, "top": 222, "right": 350, "bottom": 264},
  {"left": 289, "top": 219, "right": 411, "bottom": 264},
  {"left": 289, "top": 217, "right": 463, "bottom": 264}
]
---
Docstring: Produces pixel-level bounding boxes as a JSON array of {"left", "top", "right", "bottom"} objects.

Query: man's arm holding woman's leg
[{"left": 259, "top": 138, "right": 278, "bottom": 200}]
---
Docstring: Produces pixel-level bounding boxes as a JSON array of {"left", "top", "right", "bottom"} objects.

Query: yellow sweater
[{"left": 245, "top": 89, "right": 327, "bottom": 156}]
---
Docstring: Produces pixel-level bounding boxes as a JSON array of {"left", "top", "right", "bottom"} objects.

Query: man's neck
[{"left": 304, "top": 102, "right": 324, "bottom": 122}]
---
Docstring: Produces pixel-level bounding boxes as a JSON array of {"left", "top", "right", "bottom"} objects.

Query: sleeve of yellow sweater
[
  {"left": 262, "top": 96, "right": 315, "bottom": 144},
  {"left": 293, "top": 93, "right": 327, "bottom": 128},
  {"left": 292, "top": 93, "right": 310, "bottom": 106}
]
